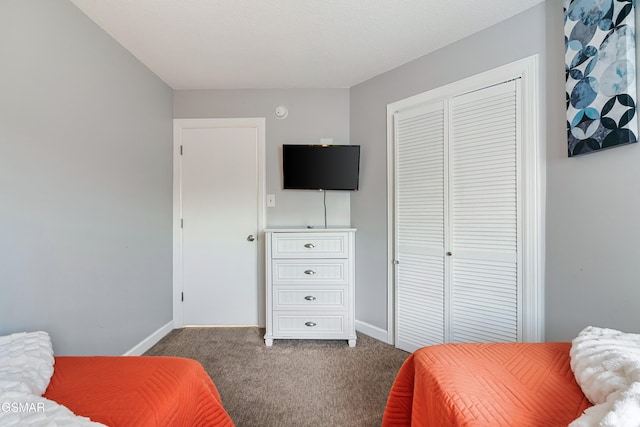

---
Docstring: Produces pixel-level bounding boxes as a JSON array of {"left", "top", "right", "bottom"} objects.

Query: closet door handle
[
  {"left": 304, "top": 269, "right": 316, "bottom": 275},
  {"left": 446, "top": 251, "right": 452, "bottom": 256},
  {"left": 304, "top": 243, "right": 315, "bottom": 248},
  {"left": 305, "top": 322, "right": 317, "bottom": 327},
  {"left": 304, "top": 296, "right": 316, "bottom": 301}
]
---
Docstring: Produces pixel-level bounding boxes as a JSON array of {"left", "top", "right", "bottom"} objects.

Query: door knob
[
  {"left": 446, "top": 251, "right": 452, "bottom": 256},
  {"left": 247, "top": 234, "right": 255, "bottom": 242}
]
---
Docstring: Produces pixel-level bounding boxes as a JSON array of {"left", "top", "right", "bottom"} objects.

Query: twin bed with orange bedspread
[
  {"left": 0, "top": 331, "right": 234, "bottom": 426},
  {"left": 382, "top": 342, "right": 592, "bottom": 426},
  {"left": 44, "top": 356, "right": 234, "bottom": 427}
]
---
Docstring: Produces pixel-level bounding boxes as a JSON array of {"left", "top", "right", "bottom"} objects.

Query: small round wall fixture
[{"left": 275, "top": 105, "right": 288, "bottom": 119}]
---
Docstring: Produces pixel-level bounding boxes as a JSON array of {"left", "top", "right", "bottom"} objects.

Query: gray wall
[
  {"left": 351, "top": 0, "right": 640, "bottom": 341},
  {"left": 0, "top": 0, "right": 174, "bottom": 355},
  {"left": 174, "top": 89, "right": 351, "bottom": 228}
]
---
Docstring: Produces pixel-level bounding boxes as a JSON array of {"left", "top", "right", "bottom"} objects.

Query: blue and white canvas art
[{"left": 564, "top": 0, "right": 638, "bottom": 157}]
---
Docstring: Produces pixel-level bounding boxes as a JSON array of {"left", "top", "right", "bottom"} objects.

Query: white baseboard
[
  {"left": 355, "top": 320, "right": 392, "bottom": 344},
  {"left": 123, "top": 321, "right": 174, "bottom": 356}
]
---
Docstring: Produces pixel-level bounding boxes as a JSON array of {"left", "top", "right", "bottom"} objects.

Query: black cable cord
[{"left": 323, "top": 190, "right": 327, "bottom": 228}]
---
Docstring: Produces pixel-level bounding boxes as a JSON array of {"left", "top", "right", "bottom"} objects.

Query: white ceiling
[{"left": 69, "top": 0, "right": 545, "bottom": 90}]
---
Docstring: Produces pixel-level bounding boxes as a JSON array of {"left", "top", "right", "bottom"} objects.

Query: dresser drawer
[
  {"left": 272, "top": 259, "right": 348, "bottom": 284},
  {"left": 273, "top": 312, "right": 346, "bottom": 335},
  {"left": 273, "top": 287, "right": 346, "bottom": 310},
  {"left": 271, "top": 233, "right": 348, "bottom": 258}
]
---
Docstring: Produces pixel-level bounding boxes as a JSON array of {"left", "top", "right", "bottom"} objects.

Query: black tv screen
[{"left": 283, "top": 144, "right": 360, "bottom": 191}]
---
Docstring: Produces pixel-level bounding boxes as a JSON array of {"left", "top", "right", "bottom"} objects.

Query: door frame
[
  {"left": 173, "top": 118, "right": 266, "bottom": 328},
  {"left": 386, "top": 55, "right": 543, "bottom": 345}
]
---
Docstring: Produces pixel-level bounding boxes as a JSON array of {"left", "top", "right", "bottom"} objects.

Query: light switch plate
[{"left": 266, "top": 194, "right": 276, "bottom": 207}]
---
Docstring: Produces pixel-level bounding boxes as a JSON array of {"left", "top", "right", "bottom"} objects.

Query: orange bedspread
[
  {"left": 44, "top": 356, "right": 234, "bottom": 427},
  {"left": 382, "top": 342, "right": 591, "bottom": 427}
]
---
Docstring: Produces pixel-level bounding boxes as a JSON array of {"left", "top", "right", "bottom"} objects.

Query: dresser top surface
[{"left": 265, "top": 227, "right": 356, "bottom": 233}]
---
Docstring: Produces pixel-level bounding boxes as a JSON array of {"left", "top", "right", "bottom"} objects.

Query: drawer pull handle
[
  {"left": 304, "top": 243, "right": 315, "bottom": 248},
  {"left": 305, "top": 321, "right": 317, "bottom": 327},
  {"left": 304, "top": 269, "right": 316, "bottom": 275},
  {"left": 304, "top": 295, "right": 316, "bottom": 301}
]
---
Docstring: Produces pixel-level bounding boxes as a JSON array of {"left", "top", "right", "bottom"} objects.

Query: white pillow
[{"left": 0, "top": 331, "right": 54, "bottom": 396}]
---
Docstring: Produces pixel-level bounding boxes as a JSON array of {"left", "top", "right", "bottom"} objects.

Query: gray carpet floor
[{"left": 144, "top": 327, "right": 409, "bottom": 427}]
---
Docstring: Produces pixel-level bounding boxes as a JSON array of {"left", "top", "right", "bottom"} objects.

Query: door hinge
[
  {"left": 181, "top": 218, "right": 183, "bottom": 228},
  {"left": 181, "top": 292, "right": 184, "bottom": 302},
  {"left": 180, "top": 145, "right": 183, "bottom": 155}
]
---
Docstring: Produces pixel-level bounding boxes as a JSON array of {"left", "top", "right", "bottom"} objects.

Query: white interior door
[{"left": 175, "top": 119, "right": 265, "bottom": 326}]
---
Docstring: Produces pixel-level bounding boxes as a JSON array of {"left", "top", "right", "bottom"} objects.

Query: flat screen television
[{"left": 283, "top": 144, "right": 360, "bottom": 191}]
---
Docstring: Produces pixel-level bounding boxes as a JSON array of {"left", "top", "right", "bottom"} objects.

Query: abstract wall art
[{"left": 564, "top": 0, "right": 638, "bottom": 157}]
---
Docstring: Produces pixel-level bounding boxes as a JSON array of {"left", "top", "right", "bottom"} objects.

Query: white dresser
[{"left": 264, "top": 228, "right": 356, "bottom": 347}]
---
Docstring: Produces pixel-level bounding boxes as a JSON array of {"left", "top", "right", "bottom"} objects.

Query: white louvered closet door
[
  {"left": 394, "top": 101, "right": 447, "bottom": 353},
  {"left": 394, "top": 79, "right": 522, "bottom": 352},
  {"left": 448, "top": 80, "right": 521, "bottom": 343}
]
